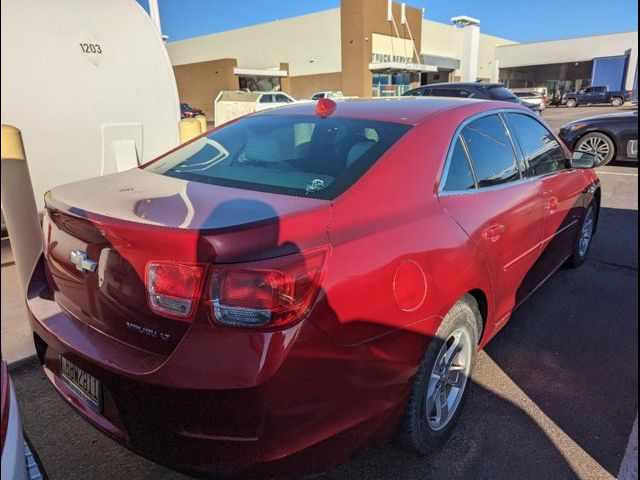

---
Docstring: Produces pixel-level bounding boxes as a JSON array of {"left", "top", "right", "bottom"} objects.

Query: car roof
[{"left": 251, "top": 97, "right": 528, "bottom": 125}]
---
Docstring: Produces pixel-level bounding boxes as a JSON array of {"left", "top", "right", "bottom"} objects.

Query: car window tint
[
  {"left": 430, "top": 88, "right": 471, "bottom": 98},
  {"left": 259, "top": 95, "right": 273, "bottom": 103},
  {"left": 311, "top": 94, "right": 323, "bottom": 100},
  {"left": 507, "top": 113, "right": 568, "bottom": 176},
  {"left": 275, "top": 94, "right": 292, "bottom": 103},
  {"left": 143, "top": 115, "right": 411, "bottom": 200},
  {"left": 487, "top": 86, "right": 517, "bottom": 101},
  {"left": 404, "top": 88, "right": 428, "bottom": 96},
  {"left": 461, "top": 115, "right": 520, "bottom": 187},
  {"left": 443, "top": 136, "right": 476, "bottom": 191}
]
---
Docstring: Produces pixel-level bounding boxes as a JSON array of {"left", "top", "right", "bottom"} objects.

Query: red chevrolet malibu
[{"left": 27, "top": 97, "right": 600, "bottom": 477}]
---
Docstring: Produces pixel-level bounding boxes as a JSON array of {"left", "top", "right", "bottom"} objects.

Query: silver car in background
[{"left": 512, "top": 89, "right": 548, "bottom": 111}]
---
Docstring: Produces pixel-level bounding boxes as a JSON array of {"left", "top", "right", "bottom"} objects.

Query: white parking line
[
  {"left": 617, "top": 415, "right": 638, "bottom": 480},
  {"left": 598, "top": 172, "right": 638, "bottom": 177},
  {"left": 479, "top": 354, "right": 616, "bottom": 479}
]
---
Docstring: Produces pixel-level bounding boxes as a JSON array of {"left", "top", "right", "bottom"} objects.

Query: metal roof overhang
[
  {"left": 419, "top": 54, "right": 461, "bottom": 71},
  {"left": 233, "top": 67, "right": 288, "bottom": 77},
  {"left": 369, "top": 62, "right": 438, "bottom": 72}
]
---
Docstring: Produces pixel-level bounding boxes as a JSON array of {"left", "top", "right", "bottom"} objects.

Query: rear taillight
[
  {"left": 146, "top": 263, "right": 205, "bottom": 320},
  {"left": 210, "top": 247, "right": 329, "bottom": 328}
]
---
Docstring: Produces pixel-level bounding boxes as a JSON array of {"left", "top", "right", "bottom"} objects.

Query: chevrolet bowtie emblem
[{"left": 69, "top": 250, "right": 98, "bottom": 273}]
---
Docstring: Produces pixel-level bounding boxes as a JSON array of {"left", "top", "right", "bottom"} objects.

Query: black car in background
[
  {"left": 559, "top": 111, "right": 638, "bottom": 166},
  {"left": 402, "top": 82, "right": 540, "bottom": 112}
]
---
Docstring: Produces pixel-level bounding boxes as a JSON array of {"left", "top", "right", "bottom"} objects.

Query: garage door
[{"left": 591, "top": 55, "right": 629, "bottom": 90}]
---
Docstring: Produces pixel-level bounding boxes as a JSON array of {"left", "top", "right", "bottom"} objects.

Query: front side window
[
  {"left": 143, "top": 115, "right": 411, "bottom": 200},
  {"left": 507, "top": 113, "right": 569, "bottom": 176},
  {"left": 460, "top": 114, "right": 520, "bottom": 187}
]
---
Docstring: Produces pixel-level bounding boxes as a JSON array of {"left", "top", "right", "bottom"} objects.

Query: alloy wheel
[
  {"left": 577, "top": 136, "right": 612, "bottom": 164},
  {"left": 424, "top": 328, "right": 473, "bottom": 431}
]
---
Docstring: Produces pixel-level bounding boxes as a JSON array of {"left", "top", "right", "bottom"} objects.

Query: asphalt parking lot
[{"left": 7, "top": 105, "right": 638, "bottom": 480}]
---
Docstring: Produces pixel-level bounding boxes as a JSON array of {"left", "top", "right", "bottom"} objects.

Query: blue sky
[{"left": 137, "top": 0, "right": 637, "bottom": 43}]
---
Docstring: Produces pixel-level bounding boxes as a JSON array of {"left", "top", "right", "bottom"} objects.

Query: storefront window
[
  {"left": 238, "top": 75, "right": 281, "bottom": 92},
  {"left": 372, "top": 72, "right": 413, "bottom": 96}
]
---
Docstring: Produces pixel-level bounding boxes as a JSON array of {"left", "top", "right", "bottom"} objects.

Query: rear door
[
  {"left": 438, "top": 112, "right": 544, "bottom": 324},
  {"left": 506, "top": 112, "right": 585, "bottom": 282}
]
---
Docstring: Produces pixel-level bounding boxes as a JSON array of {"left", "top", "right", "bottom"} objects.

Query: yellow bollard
[
  {"left": 178, "top": 118, "right": 202, "bottom": 143},
  {"left": 194, "top": 115, "right": 208, "bottom": 135},
  {"left": 1, "top": 125, "right": 43, "bottom": 295}
]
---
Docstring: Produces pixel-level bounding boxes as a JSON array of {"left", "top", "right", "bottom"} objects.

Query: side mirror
[{"left": 572, "top": 151, "right": 598, "bottom": 169}]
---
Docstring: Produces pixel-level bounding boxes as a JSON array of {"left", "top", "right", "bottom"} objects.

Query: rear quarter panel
[{"left": 311, "top": 104, "right": 507, "bottom": 347}]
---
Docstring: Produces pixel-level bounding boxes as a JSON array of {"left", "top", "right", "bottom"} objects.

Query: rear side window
[
  {"left": 430, "top": 88, "right": 472, "bottom": 98},
  {"left": 460, "top": 115, "right": 520, "bottom": 187},
  {"left": 443, "top": 137, "right": 476, "bottom": 191},
  {"left": 259, "top": 95, "right": 274, "bottom": 103},
  {"left": 404, "top": 88, "right": 429, "bottom": 96},
  {"left": 487, "top": 86, "right": 517, "bottom": 101},
  {"left": 507, "top": 113, "right": 569, "bottom": 176},
  {"left": 143, "top": 115, "right": 411, "bottom": 200}
]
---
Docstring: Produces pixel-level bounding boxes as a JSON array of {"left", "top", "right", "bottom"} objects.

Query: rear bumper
[{"left": 26, "top": 255, "right": 416, "bottom": 477}]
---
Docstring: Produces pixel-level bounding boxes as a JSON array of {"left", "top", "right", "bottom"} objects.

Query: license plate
[{"left": 60, "top": 356, "right": 102, "bottom": 412}]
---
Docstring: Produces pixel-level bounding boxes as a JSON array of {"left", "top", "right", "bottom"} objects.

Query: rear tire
[
  {"left": 396, "top": 295, "right": 480, "bottom": 455},
  {"left": 611, "top": 97, "right": 624, "bottom": 107},
  {"left": 567, "top": 201, "right": 597, "bottom": 268},
  {"left": 566, "top": 98, "right": 578, "bottom": 108}
]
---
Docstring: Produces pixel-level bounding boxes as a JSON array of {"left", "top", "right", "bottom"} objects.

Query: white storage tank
[{"left": 1, "top": 0, "right": 180, "bottom": 213}]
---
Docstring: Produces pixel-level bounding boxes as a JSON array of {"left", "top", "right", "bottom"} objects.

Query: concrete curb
[{"left": 7, "top": 354, "right": 37, "bottom": 372}]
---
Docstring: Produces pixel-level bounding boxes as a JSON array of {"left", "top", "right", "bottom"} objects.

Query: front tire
[
  {"left": 566, "top": 98, "right": 578, "bottom": 108},
  {"left": 567, "top": 201, "right": 597, "bottom": 268},
  {"left": 396, "top": 296, "right": 480, "bottom": 455},
  {"left": 575, "top": 132, "right": 616, "bottom": 166}
]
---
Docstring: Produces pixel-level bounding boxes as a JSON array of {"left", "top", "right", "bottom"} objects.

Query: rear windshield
[
  {"left": 143, "top": 115, "right": 411, "bottom": 200},
  {"left": 487, "top": 86, "right": 517, "bottom": 101}
]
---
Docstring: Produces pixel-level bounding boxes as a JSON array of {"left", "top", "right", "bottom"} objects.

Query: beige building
[{"left": 166, "top": 0, "right": 515, "bottom": 119}]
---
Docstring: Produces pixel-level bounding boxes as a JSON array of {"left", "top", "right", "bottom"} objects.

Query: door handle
[
  {"left": 545, "top": 197, "right": 560, "bottom": 212},
  {"left": 482, "top": 224, "right": 506, "bottom": 242}
]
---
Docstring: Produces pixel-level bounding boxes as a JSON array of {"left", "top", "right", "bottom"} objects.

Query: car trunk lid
[{"left": 43, "top": 169, "right": 331, "bottom": 356}]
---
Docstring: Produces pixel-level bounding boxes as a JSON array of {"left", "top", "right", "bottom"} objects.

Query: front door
[{"left": 506, "top": 112, "right": 587, "bottom": 287}]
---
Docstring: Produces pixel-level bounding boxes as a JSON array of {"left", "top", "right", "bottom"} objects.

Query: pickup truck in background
[{"left": 564, "top": 86, "right": 632, "bottom": 107}]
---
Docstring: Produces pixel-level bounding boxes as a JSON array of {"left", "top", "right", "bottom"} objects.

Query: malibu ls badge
[{"left": 69, "top": 250, "right": 97, "bottom": 273}]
